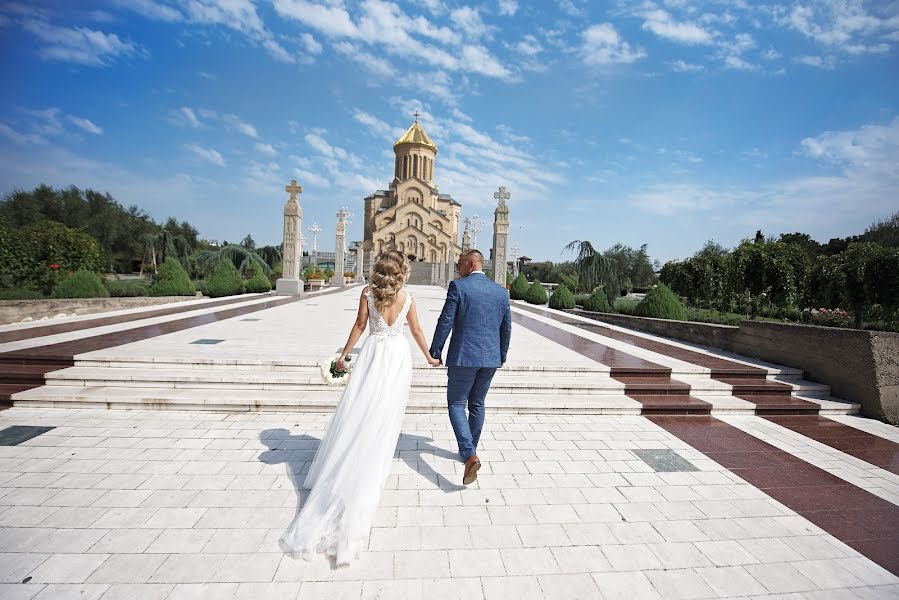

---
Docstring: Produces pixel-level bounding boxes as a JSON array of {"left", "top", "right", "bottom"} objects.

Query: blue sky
[{"left": 1, "top": 0, "right": 897, "bottom": 263}]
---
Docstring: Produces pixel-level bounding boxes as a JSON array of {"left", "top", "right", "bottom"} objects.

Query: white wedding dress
[{"left": 280, "top": 289, "right": 413, "bottom": 565}]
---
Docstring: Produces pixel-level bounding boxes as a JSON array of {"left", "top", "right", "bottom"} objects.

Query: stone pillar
[
  {"left": 444, "top": 251, "right": 453, "bottom": 288},
  {"left": 367, "top": 249, "right": 375, "bottom": 279},
  {"left": 492, "top": 186, "right": 510, "bottom": 287},
  {"left": 462, "top": 219, "right": 471, "bottom": 252},
  {"left": 335, "top": 207, "right": 352, "bottom": 287},
  {"left": 276, "top": 180, "right": 305, "bottom": 296},
  {"left": 355, "top": 246, "right": 364, "bottom": 283}
]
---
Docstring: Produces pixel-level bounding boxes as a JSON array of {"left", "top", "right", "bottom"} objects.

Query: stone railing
[
  {"left": 570, "top": 309, "right": 899, "bottom": 421},
  {"left": 0, "top": 296, "right": 199, "bottom": 326}
]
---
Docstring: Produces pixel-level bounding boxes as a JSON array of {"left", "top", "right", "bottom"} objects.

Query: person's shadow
[{"left": 258, "top": 428, "right": 464, "bottom": 527}]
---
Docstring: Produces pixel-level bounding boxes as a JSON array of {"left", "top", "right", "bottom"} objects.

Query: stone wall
[
  {"left": 0, "top": 296, "right": 198, "bottom": 326},
  {"left": 571, "top": 309, "right": 899, "bottom": 420}
]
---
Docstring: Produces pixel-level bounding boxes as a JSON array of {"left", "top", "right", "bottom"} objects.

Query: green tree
[
  {"left": 148, "top": 257, "right": 195, "bottom": 296},
  {"left": 202, "top": 261, "right": 245, "bottom": 297},
  {"left": 582, "top": 289, "right": 612, "bottom": 313},
  {"left": 244, "top": 261, "right": 272, "bottom": 293},
  {"left": 510, "top": 273, "right": 529, "bottom": 300},
  {"left": 194, "top": 244, "right": 272, "bottom": 278},
  {"left": 564, "top": 240, "right": 618, "bottom": 303},
  {"left": 693, "top": 239, "right": 730, "bottom": 260},
  {"left": 549, "top": 283, "right": 575, "bottom": 310},
  {"left": 52, "top": 270, "right": 109, "bottom": 299},
  {"left": 634, "top": 284, "right": 688, "bottom": 320},
  {"left": 524, "top": 281, "right": 548, "bottom": 305}
]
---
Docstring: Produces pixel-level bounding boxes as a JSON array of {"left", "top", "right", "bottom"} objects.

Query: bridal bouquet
[{"left": 321, "top": 355, "right": 352, "bottom": 385}]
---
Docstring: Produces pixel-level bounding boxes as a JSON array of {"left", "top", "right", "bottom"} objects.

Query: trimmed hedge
[
  {"left": 202, "top": 261, "right": 245, "bottom": 298},
  {"left": 51, "top": 270, "right": 110, "bottom": 299},
  {"left": 549, "top": 283, "right": 575, "bottom": 310},
  {"left": 524, "top": 281, "right": 548, "bottom": 305},
  {"left": 245, "top": 261, "right": 272, "bottom": 293},
  {"left": 106, "top": 279, "right": 149, "bottom": 297},
  {"left": 582, "top": 289, "right": 612, "bottom": 313},
  {"left": 0, "top": 289, "right": 45, "bottom": 300},
  {"left": 148, "top": 258, "right": 195, "bottom": 297},
  {"left": 634, "top": 283, "right": 688, "bottom": 320},
  {"left": 510, "top": 273, "right": 529, "bottom": 300}
]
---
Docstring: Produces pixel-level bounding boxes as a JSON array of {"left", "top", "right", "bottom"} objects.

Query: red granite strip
[
  {"left": 0, "top": 294, "right": 259, "bottom": 343},
  {"left": 511, "top": 311, "right": 711, "bottom": 414},
  {"left": 650, "top": 415, "right": 899, "bottom": 576},
  {"left": 765, "top": 415, "right": 899, "bottom": 476},
  {"left": 513, "top": 304, "right": 819, "bottom": 415}
]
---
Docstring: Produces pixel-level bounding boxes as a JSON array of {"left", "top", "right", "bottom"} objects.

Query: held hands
[{"left": 427, "top": 356, "right": 442, "bottom": 367}]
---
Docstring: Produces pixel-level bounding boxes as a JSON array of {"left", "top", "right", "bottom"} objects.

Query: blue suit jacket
[{"left": 430, "top": 273, "right": 512, "bottom": 368}]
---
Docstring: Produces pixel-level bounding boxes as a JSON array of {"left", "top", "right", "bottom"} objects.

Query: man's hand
[{"left": 427, "top": 356, "right": 442, "bottom": 367}]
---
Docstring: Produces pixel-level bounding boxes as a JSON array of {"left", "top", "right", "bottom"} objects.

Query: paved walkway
[{"left": 0, "top": 285, "right": 896, "bottom": 599}]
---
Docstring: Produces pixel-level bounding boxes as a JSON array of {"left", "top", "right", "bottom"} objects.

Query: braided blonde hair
[{"left": 369, "top": 251, "right": 408, "bottom": 313}]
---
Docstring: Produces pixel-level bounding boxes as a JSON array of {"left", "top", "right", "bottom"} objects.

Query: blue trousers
[{"left": 446, "top": 367, "right": 497, "bottom": 461}]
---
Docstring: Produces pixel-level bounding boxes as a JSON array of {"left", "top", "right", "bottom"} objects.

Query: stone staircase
[{"left": 8, "top": 354, "right": 854, "bottom": 415}]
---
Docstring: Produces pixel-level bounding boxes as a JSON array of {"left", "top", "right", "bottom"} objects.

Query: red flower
[{"left": 49, "top": 264, "right": 60, "bottom": 270}]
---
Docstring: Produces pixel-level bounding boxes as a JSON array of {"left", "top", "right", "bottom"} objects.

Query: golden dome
[{"left": 394, "top": 119, "right": 437, "bottom": 152}]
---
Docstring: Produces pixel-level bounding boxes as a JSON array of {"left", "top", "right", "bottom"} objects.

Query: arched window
[
  {"left": 429, "top": 159, "right": 434, "bottom": 180},
  {"left": 413, "top": 155, "right": 418, "bottom": 178},
  {"left": 423, "top": 157, "right": 428, "bottom": 180},
  {"left": 402, "top": 155, "right": 408, "bottom": 179}
]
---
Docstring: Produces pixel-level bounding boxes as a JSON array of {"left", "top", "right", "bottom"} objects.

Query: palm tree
[
  {"left": 141, "top": 230, "right": 190, "bottom": 275},
  {"left": 563, "top": 239, "right": 619, "bottom": 301},
  {"left": 194, "top": 244, "right": 272, "bottom": 278}
]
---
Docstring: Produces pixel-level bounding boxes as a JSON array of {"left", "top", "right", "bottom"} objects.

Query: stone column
[
  {"left": 275, "top": 180, "right": 305, "bottom": 296},
  {"left": 355, "top": 246, "right": 364, "bottom": 283},
  {"left": 334, "top": 207, "right": 352, "bottom": 287},
  {"left": 462, "top": 219, "right": 471, "bottom": 252},
  {"left": 444, "top": 251, "right": 453, "bottom": 288},
  {"left": 492, "top": 186, "right": 510, "bottom": 287},
  {"left": 367, "top": 249, "right": 375, "bottom": 279}
]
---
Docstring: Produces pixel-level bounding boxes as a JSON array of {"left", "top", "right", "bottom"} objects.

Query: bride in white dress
[{"left": 280, "top": 251, "right": 440, "bottom": 565}]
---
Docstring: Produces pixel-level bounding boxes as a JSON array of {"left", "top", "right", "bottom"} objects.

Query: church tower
[{"left": 363, "top": 113, "right": 462, "bottom": 272}]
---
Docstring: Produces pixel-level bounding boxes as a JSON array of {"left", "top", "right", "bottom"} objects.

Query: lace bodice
[{"left": 367, "top": 289, "right": 412, "bottom": 337}]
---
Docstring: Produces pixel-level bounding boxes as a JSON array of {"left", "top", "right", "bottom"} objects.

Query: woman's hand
[
  {"left": 336, "top": 356, "right": 348, "bottom": 372},
  {"left": 427, "top": 356, "right": 442, "bottom": 367}
]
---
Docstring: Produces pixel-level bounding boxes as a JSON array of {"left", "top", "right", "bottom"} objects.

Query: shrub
[
  {"left": 202, "top": 261, "right": 245, "bottom": 297},
  {"left": 343, "top": 271, "right": 355, "bottom": 278},
  {"left": 573, "top": 293, "right": 590, "bottom": 307},
  {"left": 245, "top": 261, "right": 272, "bottom": 293},
  {"left": 510, "top": 273, "right": 529, "bottom": 300},
  {"left": 269, "top": 263, "right": 283, "bottom": 285},
  {"left": 633, "top": 284, "right": 688, "bottom": 320},
  {"left": 51, "top": 270, "right": 110, "bottom": 299},
  {"left": 106, "top": 279, "right": 149, "bottom": 297},
  {"left": 582, "top": 289, "right": 612, "bottom": 313},
  {"left": 148, "top": 258, "right": 195, "bottom": 297},
  {"left": 323, "top": 267, "right": 334, "bottom": 280},
  {"left": 306, "top": 269, "right": 324, "bottom": 281},
  {"left": 549, "top": 283, "right": 575, "bottom": 310},
  {"left": 0, "top": 289, "right": 45, "bottom": 300},
  {"left": 614, "top": 297, "right": 639, "bottom": 315},
  {"left": 524, "top": 281, "right": 548, "bottom": 305}
]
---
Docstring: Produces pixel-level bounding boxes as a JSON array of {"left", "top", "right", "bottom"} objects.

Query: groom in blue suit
[{"left": 430, "top": 249, "right": 512, "bottom": 485}]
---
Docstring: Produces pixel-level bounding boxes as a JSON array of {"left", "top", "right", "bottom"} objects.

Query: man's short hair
[{"left": 460, "top": 249, "right": 484, "bottom": 265}]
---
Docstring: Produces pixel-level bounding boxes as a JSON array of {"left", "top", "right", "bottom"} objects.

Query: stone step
[
  {"left": 10, "top": 385, "right": 643, "bottom": 414},
  {"left": 41, "top": 366, "right": 831, "bottom": 398},
  {"left": 9, "top": 385, "right": 859, "bottom": 416}
]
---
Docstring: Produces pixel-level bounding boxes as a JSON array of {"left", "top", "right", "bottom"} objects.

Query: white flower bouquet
[{"left": 321, "top": 355, "right": 352, "bottom": 385}]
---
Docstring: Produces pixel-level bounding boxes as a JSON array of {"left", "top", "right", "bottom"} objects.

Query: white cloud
[
  {"left": 222, "top": 113, "right": 258, "bottom": 138},
  {"left": 353, "top": 110, "right": 403, "bottom": 139},
  {"left": 67, "top": 115, "right": 103, "bottom": 135},
  {"left": 184, "top": 144, "right": 225, "bottom": 166},
  {"left": 450, "top": 7, "right": 490, "bottom": 40},
  {"left": 581, "top": 23, "right": 646, "bottom": 66},
  {"left": 514, "top": 34, "right": 542, "bottom": 57},
  {"left": 301, "top": 32, "right": 322, "bottom": 54},
  {"left": 794, "top": 55, "right": 835, "bottom": 69},
  {"left": 334, "top": 42, "right": 395, "bottom": 77},
  {"left": 116, "top": 0, "right": 182, "bottom": 22},
  {"left": 724, "top": 55, "right": 757, "bottom": 70},
  {"left": 670, "top": 59, "right": 704, "bottom": 72},
  {"left": 0, "top": 123, "right": 47, "bottom": 145},
  {"left": 777, "top": 0, "right": 898, "bottom": 55},
  {"left": 255, "top": 142, "right": 277, "bottom": 156},
  {"left": 498, "top": 0, "right": 518, "bottom": 16},
  {"left": 641, "top": 9, "right": 714, "bottom": 45},
  {"left": 21, "top": 19, "right": 145, "bottom": 67}
]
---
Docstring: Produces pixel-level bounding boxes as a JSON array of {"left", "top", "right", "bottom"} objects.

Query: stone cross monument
[
  {"left": 335, "top": 207, "right": 352, "bottom": 287},
  {"left": 275, "top": 179, "right": 305, "bottom": 296},
  {"left": 491, "top": 186, "right": 510, "bottom": 286},
  {"left": 462, "top": 218, "right": 472, "bottom": 252}
]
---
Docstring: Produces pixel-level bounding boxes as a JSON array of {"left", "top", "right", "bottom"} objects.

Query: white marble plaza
[{"left": 0, "top": 407, "right": 897, "bottom": 600}]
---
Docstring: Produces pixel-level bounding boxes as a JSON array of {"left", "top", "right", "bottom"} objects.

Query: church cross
[
  {"left": 413, "top": 110, "right": 420, "bottom": 122},
  {"left": 494, "top": 185, "right": 510, "bottom": 206},
  {"left": 285, "top": 179, "right": 303, "bottom": 201}
]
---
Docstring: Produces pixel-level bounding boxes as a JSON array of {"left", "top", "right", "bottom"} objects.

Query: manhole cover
[{"left": 190, "top": 339, "right": 225, "bottom": 345}]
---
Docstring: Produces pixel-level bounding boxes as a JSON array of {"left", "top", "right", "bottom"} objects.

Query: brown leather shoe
[{"left": 462, "top": 455, "right": 481, "bottom": 485}]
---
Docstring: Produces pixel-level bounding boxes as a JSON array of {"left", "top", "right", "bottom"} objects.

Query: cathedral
[{"left": 363, "top": 115, "right": 462, "bottom": 266}]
